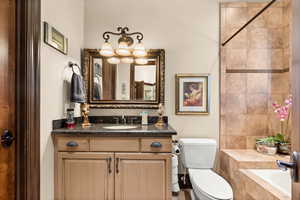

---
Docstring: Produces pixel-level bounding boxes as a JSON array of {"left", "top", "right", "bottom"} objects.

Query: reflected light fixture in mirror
[
  {"left": 100, "top": 27, "right": 147, "bottom": 65},
  {"left": 107, "top": 57, "right": 121, "bottom": 64},
  {"left": 121, "top": 57, "right": 134, "bottom": 64},
  {"left": 135, "top": 57, "right": 148, "bottom": 65}
]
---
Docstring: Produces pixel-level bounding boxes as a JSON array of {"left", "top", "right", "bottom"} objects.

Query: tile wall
[{"left": 220, "top": 0, "right": 292, "bottom": 149}]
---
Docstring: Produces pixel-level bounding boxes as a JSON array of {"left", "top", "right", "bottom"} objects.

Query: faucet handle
[
  {"left": 276, "top": 151, "right": 299, "bottom": 182},
  {"left": 276, "top": 160, "right": 295, "bottom": 171}
]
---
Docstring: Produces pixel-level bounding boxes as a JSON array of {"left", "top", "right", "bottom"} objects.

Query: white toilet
[{"left": 179, "top": 138, "right": 233, "bottom": 200}]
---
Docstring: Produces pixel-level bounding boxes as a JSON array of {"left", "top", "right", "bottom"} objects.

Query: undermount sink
[{"left": 103, "top": 125, "right": 138, "bottom": 130}]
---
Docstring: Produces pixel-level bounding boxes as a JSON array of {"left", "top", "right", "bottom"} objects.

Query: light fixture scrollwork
[{"left": 100, "top": 27, "right": 147, "bottom": 65}]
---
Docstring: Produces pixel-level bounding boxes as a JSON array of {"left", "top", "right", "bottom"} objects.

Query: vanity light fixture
[{"left": 100, "top": 27, "right": 147, "bottom": 64}]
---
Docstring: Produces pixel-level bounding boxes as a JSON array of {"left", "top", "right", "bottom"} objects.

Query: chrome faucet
[
  {"left": 121, "top": 115, "right": 126, "bottom": 124},
  {"left": 276, "top": 160, "right": 295, "bottom": 171},
  {"left": 276, "top": 151, "right": 299, "bottom": 182}
]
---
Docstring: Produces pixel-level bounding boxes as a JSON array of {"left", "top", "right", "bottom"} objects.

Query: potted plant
[
  {"left": 256, "top": 136, "right": 278, "bottom": 155},
  {"left": 274, "top": 133, "right": 291, "bottom": 155},
  {"left": 271, "top": 96, "right": 292, "bottom": 155}
]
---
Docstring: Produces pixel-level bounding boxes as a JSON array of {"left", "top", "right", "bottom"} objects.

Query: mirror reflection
[{"left": 92, "top": 57, "right": 157, "bottom": 101}]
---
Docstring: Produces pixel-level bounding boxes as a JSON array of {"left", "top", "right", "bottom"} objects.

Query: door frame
[
  {"left": 292, "top": 0, "right": 300, "bottom": 199},
  {"left": 11, "top": 0, "right": 300, "bottom": 199},
  {"left": 15, "top": 0, "right": 40, "bottom": 200}
]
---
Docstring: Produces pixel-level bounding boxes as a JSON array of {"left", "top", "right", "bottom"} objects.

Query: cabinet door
[
  {"left": 56, "top": 152, "right": 114, "bottom": 200},
  {"left": 115, "top": 153, "right": 171, "bottom": 200}
]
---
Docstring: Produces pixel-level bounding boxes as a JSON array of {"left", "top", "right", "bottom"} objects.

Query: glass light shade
[
  {"left": 121, "top": 57, "right": 134, "bottom": 64},
  {"left": 107, "top": 57, "right": 120, "bottom": 64},
  {"left": 116, "top": 42, "right": 131, "bottom": 56},
  {"left": 135, "top": 58, "right": 148, "bottom": 65},
  {"left": 133, "top": 43, "right": 147, "bottom": 57},
  {"left": 100, "top": 42, "right": 114, "bottom": 57}
]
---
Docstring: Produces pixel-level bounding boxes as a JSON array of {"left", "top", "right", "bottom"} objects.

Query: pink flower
[{"left": 272, "top": 96, "right": 292, "bottom": 122}]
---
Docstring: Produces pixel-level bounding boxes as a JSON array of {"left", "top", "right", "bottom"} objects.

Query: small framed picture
[
  {"left": 44, "top": 22, "right": 68, "bottom": 55},
  {"left": 175, "top": 74, "right": 210, "bottom": 115}
]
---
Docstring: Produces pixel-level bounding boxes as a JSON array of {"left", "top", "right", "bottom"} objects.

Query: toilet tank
[{"left": 179, "top": 138, "right": 217, "bottom": 169}]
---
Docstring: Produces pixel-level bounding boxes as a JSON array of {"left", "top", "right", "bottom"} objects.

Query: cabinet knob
[
  {"left": 150, "top": 142, "right": 162, "bottom": 148},
  {"left": 66, "top": 141, "right": 79, "bottom": 147}
]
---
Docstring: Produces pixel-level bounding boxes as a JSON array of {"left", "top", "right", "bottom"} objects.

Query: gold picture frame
[
  {"left": 82, "top": 49, "right": 165, "bottom": 109},
  {"left": 44, "top": 22, "right": 68, "bottom": 55},
  {"left": 175, "top": 74, "right": 210, "bottom": 115}
]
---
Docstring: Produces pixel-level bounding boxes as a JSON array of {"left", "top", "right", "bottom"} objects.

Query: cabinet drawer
[
  {"left": 56, "top": 137, "right": 90, "bottom": 152},
  {"left": 90, "top": 138, "right": 140, "bottom": 152},
  {"left": 141, "top": 138, "right": 172, "bottom": 152}
]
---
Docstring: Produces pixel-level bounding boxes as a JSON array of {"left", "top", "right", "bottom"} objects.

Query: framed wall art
[
  {"left": 44, "top": 22, "right": 68, "bottom": 55},
  {"left": 175, "top": 74, "right": 210, "bottom": 115}
]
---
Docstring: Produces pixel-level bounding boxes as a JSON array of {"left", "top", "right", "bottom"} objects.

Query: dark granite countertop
[{"left": 52, "top": 123, "right": 177, "bottom": 137}]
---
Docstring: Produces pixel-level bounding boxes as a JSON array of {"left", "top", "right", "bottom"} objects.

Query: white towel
[{"left": 172, "top": 154, "right": 178, "bottom": 167}]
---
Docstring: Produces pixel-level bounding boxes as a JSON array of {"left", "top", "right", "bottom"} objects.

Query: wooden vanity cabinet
[
  {"left": 54, "top": 136, "right": 172, "bottom": 200},
  {"left": 56, "top": 152, "right": 114, "bottom": 200},
  {"left": 115, "top": 153, "right": 171, "bottom": 200}
]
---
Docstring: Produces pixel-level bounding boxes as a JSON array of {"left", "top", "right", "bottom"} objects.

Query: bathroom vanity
[
  {"left": 52, "top": 123, "right": 176, "bottom": 200},
  {"left": 52, "top": 47, "right": 174, "bottom": 200}
]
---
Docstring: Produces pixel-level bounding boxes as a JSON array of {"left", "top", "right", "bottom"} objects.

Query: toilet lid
[{"left": 189, "top": 169, "right": 233, "bottom": 200}]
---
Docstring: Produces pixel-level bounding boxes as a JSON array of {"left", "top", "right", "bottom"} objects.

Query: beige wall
[
  {"left": 40, "top": 0, "right": 220, "bottom": 199},
  {"left": 84, "top": 0, "right": 220, "bottom": 140},
  {"left": 40, "top": 0, "right": 84, "bottom": 199}
]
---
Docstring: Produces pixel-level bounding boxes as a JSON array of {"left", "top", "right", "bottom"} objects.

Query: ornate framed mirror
[{"left": 83, "top": 49, "right": 165, "bottom": 108}]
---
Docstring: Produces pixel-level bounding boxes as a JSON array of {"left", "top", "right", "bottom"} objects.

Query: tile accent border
[{"left": 226, "top": 68, "right": 290, "bottom": 73}]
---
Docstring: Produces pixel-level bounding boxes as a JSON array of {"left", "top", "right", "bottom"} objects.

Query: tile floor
[{"left": 172, "top": 190, "right": 191, "bottom": 200}]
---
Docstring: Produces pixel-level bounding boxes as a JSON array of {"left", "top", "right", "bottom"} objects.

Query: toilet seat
[{"left": 188, "top": 169, "right": 233, "bottom": 200}]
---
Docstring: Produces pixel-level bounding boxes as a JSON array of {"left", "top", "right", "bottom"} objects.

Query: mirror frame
[{"left": 82, "top": 49, "right": 165, "bottom": 109}]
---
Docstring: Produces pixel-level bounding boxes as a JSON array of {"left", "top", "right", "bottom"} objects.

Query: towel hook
[{"left": 69, "top": 62, "right": 81, "bottom": 74}]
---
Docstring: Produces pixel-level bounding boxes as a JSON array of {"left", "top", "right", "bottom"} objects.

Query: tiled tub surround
[
  {"left": 219, "top": 150, "right": 289, "bottom": 200},
  {"left": 240, "top": 169, "right": 291, "bottom": 200},
  {"left": 220, "top": 0, "right": 292, "bottom": 149}
]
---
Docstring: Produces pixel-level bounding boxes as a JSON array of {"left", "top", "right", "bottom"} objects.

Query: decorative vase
[
  {"left": 278, "top": 143, "right": 291, "bottom": 155},
  {"left": 265, "top": 146, "right": 277, "bottom": 155},
  {"left": 256, "top": 143, "right": 277, "bottom": 155}
]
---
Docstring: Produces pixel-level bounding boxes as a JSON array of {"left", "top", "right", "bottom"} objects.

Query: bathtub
[
  {"left": 241, "top": 169, "right": 292, "bottom": 200},
  {"left": 248, "top": 169, "right": 291, "bottom": 197}
]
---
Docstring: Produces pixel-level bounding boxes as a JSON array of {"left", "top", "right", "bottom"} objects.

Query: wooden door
[
  {"left": 115, "top": 153, "right": 171, "bottom": 200},
  {"left": 292, "top": 0, "right": 300, "bottom": 199},
  {"left": 57, "top": 152, "right": 114, "bottom": 200},
  {"left": 0, "top": 0, "right": 15, "bottom": 200},
  {"left": 134, "top": 81, "right": 144, "bottom": 100},
  {"left": 102, "top": 59, "right": 116, "bottom": 100}
]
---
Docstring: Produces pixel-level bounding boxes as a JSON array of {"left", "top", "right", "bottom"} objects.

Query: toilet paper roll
[{"left": 172, "top": 143, "right": 181, "bottom": 155}]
